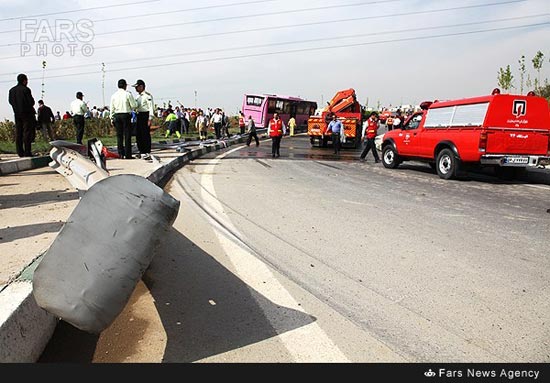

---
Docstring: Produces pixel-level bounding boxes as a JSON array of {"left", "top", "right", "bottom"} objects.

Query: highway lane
[
  {"left": 165, "top": 134, "right": 549, "bottom": 362},
  {"left": 40, "top": 133, "right": 550, "bottom": 362}
]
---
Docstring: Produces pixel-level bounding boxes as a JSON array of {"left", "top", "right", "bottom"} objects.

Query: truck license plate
[{"left": 504, "top": 156, "right": 529, "bottom": 164}]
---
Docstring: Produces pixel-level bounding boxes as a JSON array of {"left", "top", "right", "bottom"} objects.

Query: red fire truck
[{"left": 381, "top": 90, "right": 550, "bottom": 180}]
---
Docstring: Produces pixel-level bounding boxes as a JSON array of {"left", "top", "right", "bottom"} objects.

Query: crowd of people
[
  {"left": 8, "top": 72, "right": 442, "bottom": 163},
  {"left": 161, "top": 105, "right": 234, "bottom": 141},
  {"left": 6, "top": 71, "right": 379, "bottom": 164},
  {"left": 378, "top": 107, "right": 414, "bottom": 131},
  {"left": 6, "top": 72, "right": 255, "bottom": 160}
]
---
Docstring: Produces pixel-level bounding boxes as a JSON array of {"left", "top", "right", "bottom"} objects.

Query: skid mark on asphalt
[
  {"left": 255, "top": 159, "right": 271, "bottom": 169},
  {"left": 180, "top": 145, "right": 350, "bottom": 362}
]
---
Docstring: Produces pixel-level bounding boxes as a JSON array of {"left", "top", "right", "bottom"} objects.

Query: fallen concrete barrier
[{"left": 33, "top": 174, "right": 180, "bottom": 334}]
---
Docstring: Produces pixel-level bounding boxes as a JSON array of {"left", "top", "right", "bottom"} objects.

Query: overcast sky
[{"left": 0, "top": 0, "right": 548, "bottom": 120}]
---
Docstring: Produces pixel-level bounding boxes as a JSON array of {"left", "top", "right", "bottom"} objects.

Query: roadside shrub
[
  {"left": 0, "top": 117, "right": 120, "bottom": 142},
  {"left": 0, "top": 120, "right": 15, "bottom": 141},
  {"left": 0, "top": 114, "right": 241, "bottom": 144}
]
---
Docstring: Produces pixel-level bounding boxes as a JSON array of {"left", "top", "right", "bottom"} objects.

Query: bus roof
[{"left": 245, "top": 93, "right": 316, "bottom": 102}]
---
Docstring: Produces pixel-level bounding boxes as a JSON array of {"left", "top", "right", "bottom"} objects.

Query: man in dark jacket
[
  {"left": 8, "top": 73, "right": 36, "bottom": 157},
  {"left": 37, "top": 99, "right": 57, "bottom": 141}
]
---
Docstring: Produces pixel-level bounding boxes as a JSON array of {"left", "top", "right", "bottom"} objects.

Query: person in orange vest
[
  {"left": 359, "top": 112, "right": 380, "bottom": 163},
  {"left": 238, "top": 111, "right": 246, "bottom": 135},
  {"left": 267, "top": 112, "right": 286, "bottom": 158}
]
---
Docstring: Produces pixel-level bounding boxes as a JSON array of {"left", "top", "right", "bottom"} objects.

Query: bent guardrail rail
[{"left": 33, "top": 145, "right": 180, "bottom": 334}]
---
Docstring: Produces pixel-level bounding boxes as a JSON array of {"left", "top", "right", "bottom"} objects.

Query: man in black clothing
[
  {"left": 245, "top": 115, "right": 259, "bottom": 146},
  {"left": 8, "top": 74, "right": 36, "bottom": 157},
  {"left": 37, "top": 100, "right": 56, "bottom": 141}
]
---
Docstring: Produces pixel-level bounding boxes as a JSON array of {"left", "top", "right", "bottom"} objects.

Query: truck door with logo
[{"left": 395, "top": 112, "right": 424, "bottom": 156}]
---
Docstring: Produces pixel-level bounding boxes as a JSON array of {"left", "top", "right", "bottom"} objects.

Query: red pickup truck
[{"left": 381, "top": 91, "right": 550, "bottom": 179}]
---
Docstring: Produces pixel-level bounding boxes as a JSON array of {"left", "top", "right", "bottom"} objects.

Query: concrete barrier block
[{"left": 0, "top": 281, "right": 57, "bottom": 362}]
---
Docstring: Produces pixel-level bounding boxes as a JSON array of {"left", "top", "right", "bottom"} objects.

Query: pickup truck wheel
[
  {"left": 382, "top": 145, "right": 400, "bottom": 169},
  {"left": 436, "top": 148, "right": 460, "bottom": 180}
]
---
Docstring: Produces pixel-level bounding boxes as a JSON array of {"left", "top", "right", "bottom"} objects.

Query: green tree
[
  {"left": 532, "top": 50, "right": 545, "bottom": 94},
  {"left": 497, "top": 65, "right": 514, "bottom": 91},
  {"left": 518, "top": 55, "right": 526, "bottom": 94}
]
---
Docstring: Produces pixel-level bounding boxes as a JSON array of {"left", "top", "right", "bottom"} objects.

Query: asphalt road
[{"left": 40, "top": 134, "right": 550, "bottom": 362}]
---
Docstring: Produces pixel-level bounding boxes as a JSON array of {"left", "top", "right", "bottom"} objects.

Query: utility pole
[
  {"left": 41, "top": 61, "right": 46, "bottom": 100},
  {"left": 101, "top": 63, "right": 106, "bottom": 107},
  {"left": 194, "top": 90, "right": 197, "bottom": 109}
]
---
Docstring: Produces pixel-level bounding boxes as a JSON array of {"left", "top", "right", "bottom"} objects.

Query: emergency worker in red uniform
[
  {"left": 359, "top": 112, "right": 380, "bottom": 162},
  {"left": 268, "top": 112, "right": 286, "bottom": 158},
  {"left": 238, "top": 111, "right": 246, "bottom": 135}
]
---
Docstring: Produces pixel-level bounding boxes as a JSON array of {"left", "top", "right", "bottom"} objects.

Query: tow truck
[{"left": 307, "top": 88, "right": 363, "bottom": 148}]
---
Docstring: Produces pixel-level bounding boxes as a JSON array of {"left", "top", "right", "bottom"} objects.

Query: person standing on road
[
  {"left": 238, "top": 111, "right": 246, "bottom": 135},
  {"left": 110, "top": 79, "right": 138, "bottom": 159},
  {"left": 327, "top": 114, "right": 343, "bottom": 154},
  {"left": 393, "top": 109, "right": 403, "bottom": 130},
  {"left": 37, "top": 99, "right": 57, "bottom": 141},
  {"left": 70, "top": 91, "right": 87, "bottom": 144},
  {"left": 288, "top": 115, "right": 297, "bottom": 137},
  {"left": 221, "top": 109, "right": 230, "bottom": 138},
  {"left": 133, "top": 79, "right": 154, "bottom": 161},
  {"left": 180, "top": 105, "right": 190, "bottom": 135},
  {"left": 386, "top": 113, "right": 394, "bottom": 131},
  {"left": 164, "top": 109, "right": 181, "bottom": 139},
  {"left": 246, "top": 115, "right": 259, "bottom": 147},
  {"left": 196, "top": 109, "right": 209, "bottom": 141},
  {"left": 359, "top": 112, "right": 380, "bottom": 163},
  {"left": 268, "top": 112, "right": 286, "bottom": 158},
  {"left": 210, "top": 108, "right": 223, "bottom": 139},
  {"left": 8, "top": 73, "right": 36, "bottom": 157}
]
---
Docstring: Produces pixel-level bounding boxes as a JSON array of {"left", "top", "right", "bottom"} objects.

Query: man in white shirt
[
  {"left": 70, "top": 91, "right": 87, "bottom": 144},
  {"left": 210, "top": 108, "right": 223, "bottom": 139},
  {"left": 110, "top": 79, "right": 137, "bottom": 159},
  {"left": 132, "top": 79, "right": 154, "bottom": 161}
]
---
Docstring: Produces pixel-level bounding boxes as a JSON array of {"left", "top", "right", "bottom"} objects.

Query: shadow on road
[
  {"left": 39, "top": 227, "right": 315, "bottom": 362},
  {"left": 395, "top": 162, "right": 550, "bottom": 185},
  {"left": 0, "top": 222, "right": 65, "bottom": 243},
  {"left": 145, "top": 227, "right": 316, "bottom": 362},
  {"left": 0, "top": 189, "right": 79, "bottom": 209}
]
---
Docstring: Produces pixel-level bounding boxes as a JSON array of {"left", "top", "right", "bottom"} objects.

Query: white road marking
[
  {"left": 522, "top": 184, "right": 550, "bottom": 190},
  {"left": 192, "top": 145, "right": 350, "bottom": 362}
]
